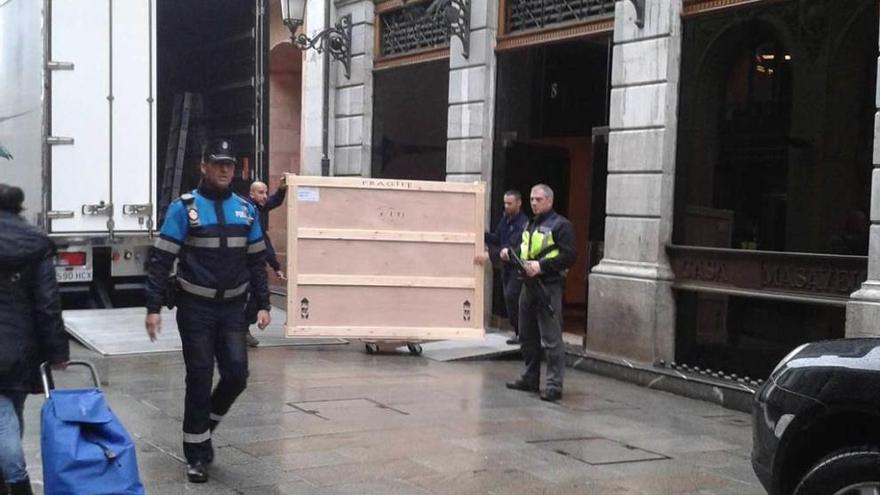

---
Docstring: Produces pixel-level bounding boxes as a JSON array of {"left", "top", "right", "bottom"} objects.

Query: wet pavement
[{"left": 20, "top": 339, "right": 764, "bottom": 494}]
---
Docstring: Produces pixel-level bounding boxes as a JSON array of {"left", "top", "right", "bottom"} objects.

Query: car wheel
[{"left": 793, "top": 447, "right": 880, "bottom": 495}]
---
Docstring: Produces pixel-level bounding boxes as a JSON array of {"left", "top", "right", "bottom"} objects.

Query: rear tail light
[{"left": 57, "top": 251, "right": 87, "bottom": 267}]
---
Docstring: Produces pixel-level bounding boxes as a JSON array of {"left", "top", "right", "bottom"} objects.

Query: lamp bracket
[{"left": 284, "top": 14, "right": 353, "bottom": 79}]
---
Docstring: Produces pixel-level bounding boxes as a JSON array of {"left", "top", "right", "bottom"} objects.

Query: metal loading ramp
[{"left": 62, "top": 307, "right": 343, "bottom": 356}]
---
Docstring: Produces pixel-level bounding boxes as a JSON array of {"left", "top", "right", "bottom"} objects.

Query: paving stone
[
  {"left": 11, "top": 342, "right": 762, "bottom": 493},
  {"left": 292, "top": 458, "right": 438, "bottom": 486}
]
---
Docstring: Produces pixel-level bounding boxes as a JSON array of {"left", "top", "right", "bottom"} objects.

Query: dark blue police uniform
[{"left": 145, "top": 184, "right": 270, "bottom": 464}]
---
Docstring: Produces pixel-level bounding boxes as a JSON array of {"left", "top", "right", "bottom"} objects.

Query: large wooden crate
[{"left": 286, "top": 175, "right": 486, "bottom": 341}]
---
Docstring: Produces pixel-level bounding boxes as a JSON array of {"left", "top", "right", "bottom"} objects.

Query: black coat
[{"left": 0, "top": 211, "right": 69, "bottom": 393}]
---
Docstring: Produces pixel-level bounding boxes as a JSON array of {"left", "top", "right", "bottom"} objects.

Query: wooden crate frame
[{"left": 286, "top": 175, "right": 486, "bottom": 341}]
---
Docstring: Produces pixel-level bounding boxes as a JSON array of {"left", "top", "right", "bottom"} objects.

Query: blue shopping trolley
[{"left": 40, "top": 361, "right": 144, "bottom": 495}]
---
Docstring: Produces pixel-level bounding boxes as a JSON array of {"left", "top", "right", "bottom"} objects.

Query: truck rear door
[{"left": 48, "top": 0, "right": 156, "bottom": 235}]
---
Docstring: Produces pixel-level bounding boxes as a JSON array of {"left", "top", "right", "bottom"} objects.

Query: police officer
[
  {"left": 501, "top": 184, "right": 575, "bottom": 402},
  {"left": 144, "top": 138, "right": 271, "bottom": 483}
]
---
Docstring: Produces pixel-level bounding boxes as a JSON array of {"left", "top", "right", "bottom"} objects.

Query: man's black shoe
[
  {"left": 506, "top": 379, "right": 539, "bottom": 392},
  {"left": 540, "top": 389, "right": 562, "bottom": 402},
  {"left": 506, "top": 336, "right": 520, "bottom": 345},
  {"left": 186, "top": 461, "right": 209, "bottom": 483}
]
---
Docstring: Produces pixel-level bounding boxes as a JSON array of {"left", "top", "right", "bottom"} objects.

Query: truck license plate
[{"left": 56, "top": 268, "right": 93, "bottom": 283}]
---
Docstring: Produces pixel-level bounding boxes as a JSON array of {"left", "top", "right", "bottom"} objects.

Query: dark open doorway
[{"left": 492, "top": 37, "right": 611, "bottom": 336}]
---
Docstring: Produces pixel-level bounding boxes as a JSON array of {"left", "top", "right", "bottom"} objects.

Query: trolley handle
[{"left": 40, "top": 360, "right": 101, "bottom": 399}]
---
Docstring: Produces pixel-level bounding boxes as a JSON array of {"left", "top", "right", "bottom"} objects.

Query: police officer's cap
[{"left": 204, "top": 138, "right": 238, "bottom": 165}]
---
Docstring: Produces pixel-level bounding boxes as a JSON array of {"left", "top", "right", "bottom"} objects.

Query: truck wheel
[
  {"left": 793, "top": 447, "right": 880, "bottom": 495},
  {"left": 365, "top": 343, "right": 378, "bottom": 354},
  {"left": 407, "top": 344, "right": 422, "bottom": 355}
]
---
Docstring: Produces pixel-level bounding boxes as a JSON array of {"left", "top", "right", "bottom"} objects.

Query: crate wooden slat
[{"left": 286, "top": 175, "right": 486, "bottom": 340}]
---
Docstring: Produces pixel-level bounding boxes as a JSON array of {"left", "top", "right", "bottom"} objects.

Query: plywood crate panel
[{"left": 286, "top": 176, "right": 486, "bottom": 340}]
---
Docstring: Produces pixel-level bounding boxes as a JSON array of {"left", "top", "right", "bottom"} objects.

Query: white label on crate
[{"left": 297, "top": 187, "right": 320, "bottom": 202}]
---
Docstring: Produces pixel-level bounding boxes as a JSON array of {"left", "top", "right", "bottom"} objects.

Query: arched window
[{"left": 714, "top": 39, "right": 793, "bottom": 251}]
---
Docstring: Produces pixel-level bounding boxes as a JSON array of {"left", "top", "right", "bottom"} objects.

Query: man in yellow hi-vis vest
[{"left": 500, "top": 184, "right": 576, "bottom": 402}]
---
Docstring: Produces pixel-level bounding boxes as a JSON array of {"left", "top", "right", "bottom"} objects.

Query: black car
[{"left": 752, "top": 338, "right": 880, "bottom": 494}]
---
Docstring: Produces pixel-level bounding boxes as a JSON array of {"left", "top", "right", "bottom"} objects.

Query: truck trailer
[{"left": 0, "top": 0, "right": 269, "bottom": 306}]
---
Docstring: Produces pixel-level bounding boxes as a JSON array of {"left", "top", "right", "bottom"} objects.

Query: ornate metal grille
[
  {"left": 505, "top": 0, "right": 615, "bottom": 34},
  {"left": 379, "top": 2, "right": 450, "bottom": 57}
]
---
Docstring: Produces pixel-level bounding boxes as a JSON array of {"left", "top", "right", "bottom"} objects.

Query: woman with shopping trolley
[{"left": 0, "top": 184, "right": 70, "bottom": 495}]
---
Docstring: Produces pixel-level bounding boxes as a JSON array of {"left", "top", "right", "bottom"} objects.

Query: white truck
[{"left": 0, "top": 0, "right": 268, "bottom": 305}]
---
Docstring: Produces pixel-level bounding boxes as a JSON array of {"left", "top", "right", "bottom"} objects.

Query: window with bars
[
  {"left": 379, "top": 2, "right": 449, "bottom": 57},
  {"left": 504, "top": 0, "right": 615, "bottom": 34}
]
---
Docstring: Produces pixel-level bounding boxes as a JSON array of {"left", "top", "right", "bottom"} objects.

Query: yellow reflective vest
[{"left": 520, "top": 220, "right": 561, "bottom": 262}]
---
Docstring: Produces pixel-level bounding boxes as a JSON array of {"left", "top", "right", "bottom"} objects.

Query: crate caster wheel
[
  {"left": 365, "top": 343, "right": 379, "bottom": 354},
  {"left": 407, "top": 343, "right": 422, "bottom": 355}
]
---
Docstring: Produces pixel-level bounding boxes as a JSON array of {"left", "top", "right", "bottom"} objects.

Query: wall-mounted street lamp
[
  {"left": 281, "top": 0, "right": 353, "bottom": 175},
  {"left": 280, "top": 0, "right": 352, "bottom": 78}
]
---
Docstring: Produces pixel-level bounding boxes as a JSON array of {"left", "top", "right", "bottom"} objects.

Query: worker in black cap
[{"left": 144, "top": 138, "right": 271, "bottom": 483}]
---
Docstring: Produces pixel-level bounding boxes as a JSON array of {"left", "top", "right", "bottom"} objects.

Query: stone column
[
  {"left": 333, "top": 0, "right": 375, "bottom": 177},
  {"left": 445, "top": 0, "right": 498, "bottom": 184},
  {"left": 586, "top": 0, "right": 683, "bottom": 363},
  {"left": 301, "top": 0, "right": 374, "bottom": 177},
  {"left": 846, "top": 30, "right": 880, "bottom": 337},
  {"left": 301, "top": 0, "right": 333, "bottom": 176}
]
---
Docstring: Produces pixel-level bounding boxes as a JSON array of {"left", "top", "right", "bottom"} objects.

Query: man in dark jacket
[
  {"left": 0, "top": 184, "right": 69, "bottom": 495},
  {"left": 243, "top": 176, "right": 288, "bottom": 347},
  {"left": 501, "top": 184, "right": 575, "bottom": 402},
  {"left": 477, "top": 190, "right": 528, "bottom": 344}
]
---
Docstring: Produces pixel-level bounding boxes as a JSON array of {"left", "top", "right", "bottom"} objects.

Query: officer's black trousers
[
  {"left": 176, "top": 294, "right": 249, "bottom": 464},
  {"left": 517, "top": 282, "right": 564, "bottom": 391}
]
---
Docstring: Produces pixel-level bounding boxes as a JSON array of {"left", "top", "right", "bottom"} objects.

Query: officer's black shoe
[
  {"left": 505, "top": 379, "right": 539, "bottom": 392},
  {"left": 540, "top": 388, "right": 563, "bottom": 402},
  {"left": 186, "top": 461, "right": 209, "bottom": 483}
]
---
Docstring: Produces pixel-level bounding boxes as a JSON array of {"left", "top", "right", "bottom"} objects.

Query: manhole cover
[{"left": 529, "top": 437, "right": 668, "bottom": 466}]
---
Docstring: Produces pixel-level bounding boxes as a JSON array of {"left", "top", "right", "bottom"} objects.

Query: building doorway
[
  {"left": 493, "top": 38, "right": 611, "bottom": 336},
  {"left": 264, "top": 41, "right": 302, "bottom": 287}
]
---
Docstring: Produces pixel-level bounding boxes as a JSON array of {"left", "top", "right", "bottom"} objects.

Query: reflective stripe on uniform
[
  {"left": 185, "top": 237, "right": 221, "bottom": 248},
  {"left": 227, "top": 237, "right": 248, "bottom": 248},
  {"left": 210, "top": 413, "right": 224, "bottom": 422},
  {"left": 154, "top": 237, "right": 181, "bottom": 255},
  {"left": 183, "top": 430, "right": 211, "bottom": 444},
  {"left": 178, "top": 277, "right": 216, "bottom": 298},
  {"left": 183, "top": 237, "right": 248, "bottom": 249},
  {"left": 178, "top": 277, "right": 250, "bottom": 300},
  {"left": 247, "top": 240, "right": 266, "bottom": 254},
  {"left": 226, "top": 282, "right": 249, "bottom": 298}
]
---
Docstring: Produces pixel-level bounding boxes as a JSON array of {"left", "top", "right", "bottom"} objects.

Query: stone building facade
[{"left": 293, "top": 0, "right": 880, "bottom": 376}]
